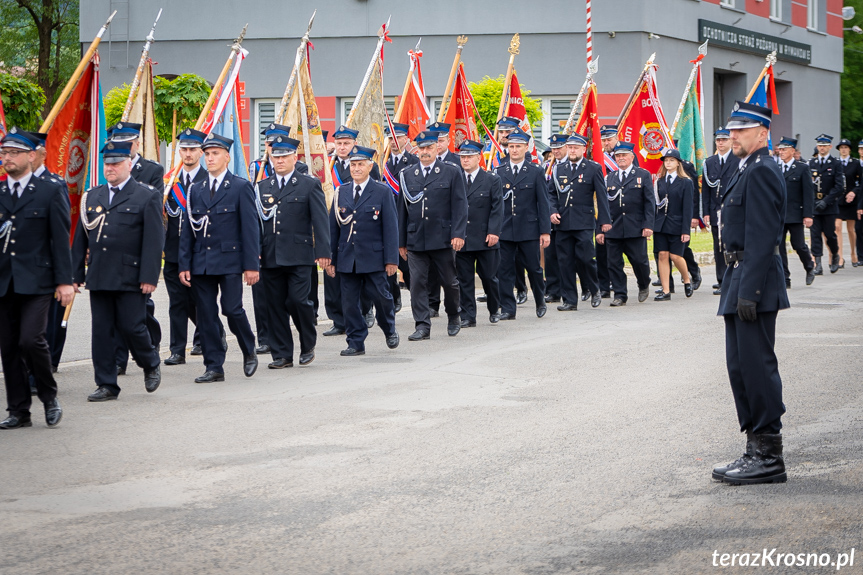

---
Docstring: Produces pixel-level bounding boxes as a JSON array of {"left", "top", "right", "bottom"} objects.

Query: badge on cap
[
  {"left": 352, "top": 146, "right": 358, "bottom": 154},
  {"left": 107, "top": 142, "right": 115, "bottom": 150},
  {"left": 732, "top": 103, "right": 739, "bottom": 112},
  {"left": 9, "top": 127, "right": 17, "bottom": 134},
  {"left": 117, "top": 123, "right": 123, "bottom": 130},
  {"left": 207, "top": 133, "right": 215, "bottom": 140},
  {"left": 276, "top": 136, "right": 283, "bottom": 143},
  {"left": 269, "top": 123, "right": 276, "bottom": 130}
]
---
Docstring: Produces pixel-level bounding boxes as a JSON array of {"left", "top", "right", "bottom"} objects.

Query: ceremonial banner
[
  {"left": 747, "top": 62, "right": 778, "bottom": 149},
  {"left": 505, "top": 71, "right": 539, "bottom": 164},
  {"left": 45, "top": 54, "right": 107, "bottom": 241},
  {"left": 574, "top": 83, "right": 605, "bottom": 169},
  {"left": 674, "top": 71, "right": 706, "bottom": 178},
  {"left": 349, "top": 56, "right": 389, "bottom": 162},
  {"left": 399, "top": 48, "right": 430, "bottom": 141},
  {"left": 617, "top": 65, "right": 673, "bottom": 176},
  {"left": 443, "top": 64, "right": 479, "bottom": 152},
  {"left": 0, "top": 89, "right": 6, "bottom": 180},
  {"left": 204, "top": 47, "right": 250, "bottom": 180},
  {"left": 125, "top": 59, "right": 160, "bottom": 162}
]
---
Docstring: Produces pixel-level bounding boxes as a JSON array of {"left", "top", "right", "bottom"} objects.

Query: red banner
[
  {"left": 399, "top": 72, "right": 429, "bottom": 141},
  {"left": 617, "top": 67, "right": 672, "bottom": 177},
  {"left": 444, "top": 64, "right": 479, "bottom": 152},
  {"left": 505, "top": 71, "right": 539, "bottom": 164},
  {"left": 574, "top": 83, "right": 605, "bottom": 171}
]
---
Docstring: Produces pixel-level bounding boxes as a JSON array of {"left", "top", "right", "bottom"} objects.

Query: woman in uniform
[{"left": 653, "top": 149, "right": 694, "bottom": 300}]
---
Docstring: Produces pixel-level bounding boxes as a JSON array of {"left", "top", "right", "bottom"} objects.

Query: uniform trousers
[
  {"left": 556, "top": 229, "right": 598, "bottom": 304},
  {"left": 192, "top": 274, "right": 256, "bottom": 374},
  {"left": 407, "top": 248, "right": 460, "bottom": 332},
  {"left": 711, "top": 225, "right": 727, "bottom": 285},
  {"left": 90, "top": 290, "right": 159, "bottom": 393},
  {"left": 251, "top": 281, "right": 270, "bottom": 347},
  {"left": 163, "top": 260, "right": 207, "bottom": 356},
  {"left": 262, "top": 265, "right": 316, "bottom": 360},
  {"left": 780, "top": 223, "right": 814, "bottom": 281},
  {"left": 810, "top": 214, "right": 839, "bottom": 257},
  {"left": 309, "top": 266, "right": 320, "bottom": 319},
  {"left": 856, "top": 217, "right": 863, "bottom": 261},
  {"left": 45, "top": 297, "right": 67, "bottom": 368},
  {"left": 596, "top": 240, "right": 612, "bottom": 292},
  {"left": 498, "top": 239, "right": 545, "bottom": 315},
  {"left": 724, "top": 311, "right": 785, "bottom": 434},
  {"left": 544, "top": 231, "right": 561, "bottom": 299},
  {"left": 606, "top": 237, "right": 651, "bottom": 301},
  {"left": 427, "top": 261, "right": 442, "bottom": 311},
  {"left": 324, "top": 272, "right": 371, "bottom": 331},
  {"left": 114, "top": 295, "right": 161, "bottom": 369},
  {"left": 456, "top": 249, "right": 501, "bottom": 321},
  {"left": 340, "top": 270, "right": 396, "bottom": 351},
  {"left": 0, "top": 289, "right": 56, "bottom": 416},
  {"left": 514, "top": 253, "right": 527, "bottom": 294}
]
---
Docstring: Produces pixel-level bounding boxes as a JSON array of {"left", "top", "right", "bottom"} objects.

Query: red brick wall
[
  {"left": 317, "top": 96, "right": 337, "bottom": 138},
  {"left": 827, "top": 0, "right": 844, "bottom": 36},
  {"left": 792, "top": 0, "right": 808, "bottom": 27},
  {"left": 746, "top": 0, "right": 770, "bottom": 18}
]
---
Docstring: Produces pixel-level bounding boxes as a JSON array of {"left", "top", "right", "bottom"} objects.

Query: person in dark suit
[
  {"left": 398, "top": 130, "right": 468, "bottom": 339},
  {"left": 72, "top": 141, "right": 163, "bottom": 402},
  {"left": 604, "top": 142, "right": 655, "bottom": 306},
  {"left": 542, "top": 133, "right": 568, "bottom": 304},
  {"left": 0, "top": 128, "right": 71, "bottom": 428},
  {"left": 653, "top": 149, "right": 694, "bottom": 300},
  {"left": 495, "top": 116, "right": 529, "bottom": 304},
  {"left": 455, "top": 140, "right": 503, "bottom": 326},
  {"left": 327, "top": 145, "right": 399, "bottom": 355},
  {"left": 712, "top": 101, "right": 789, "bottom": 485},
  {"left": 324, "top": 125, "right": 377, "bottom": 337},
  {"left": 106, "top": 122, "right": 163, "bottom": 375},
  {"left": 429, "top": 121, "right": 461, "bottom": 167},
  {"left": 257, "top": 135, "right": 330, "bottom": 368},
  {"left": 163, "top": 129, "right": 226, "bottom": 366},
  {"left": 701, "top": 128, "right": 740, "bottom": 295},
  {"left": 494, "top": 127, "right": 551, "bottom": 319},
  {"left": 808, "top": 134, "right": 845, "bottom": 274},
  {"left": 178, "top": 133, "right": 260, "bottom": 383},
  {"left": 775, "top": 137, "right": 815, "bottom": 287},
  {"left": 548, "top": 132, "right": 609, "bottom": 311},
  {"left": 384, "top": 122, "right": 419, "bottom": 312},
  {"left": 834, "top": 138, "right": 861, "bottom": 266}
]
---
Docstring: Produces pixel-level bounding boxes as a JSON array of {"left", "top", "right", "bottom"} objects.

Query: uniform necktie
[
  {"left": 210, "top": 178, "right": 217, "bottom": 199},
  {"left": 784, "top": 164, "right": 789, "bottom": 174},
  {"left": 513, "top": 165, "right": 519, "bottom": 177},
  {"left": 353, "top": 184, "right": 361, "bottom": 203},
  {"left": 424, "top": 166, "right": 430, "bottom": 179},
  {"left": 11, "top": 182, "right": 20, "bottom": 207},
  {"left": 720, "top": 157, "right": 724, "bottom": 168},
  {"left": 342, "top": 160, "right": 348, "bottom": 171},
  {"left": 279, "top": 177, "right": 285, "bottom": 191},
  {"left": 109, "top": 186, "right": 120, "bottom": 205},
  {"left": 666, "top": 175, "right": 672, "bottom": 185},
  {"left": 185, "top": 173, "right": 191, "bottom": 190},
  {"left": 466, "top": 174, "right": 472, "bottom": 188}
]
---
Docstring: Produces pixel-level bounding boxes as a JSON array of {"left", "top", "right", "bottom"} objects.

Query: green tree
[
  {"left": 0, "top": 73, "right": 46, "bottom": 130},
  {"left": 0, "top": 1, "right": 79, "bottom": 116},
  {"left": 468, "top": 74, "right": 543, "bottom": 134},
  {"left": 842, "top": 0, "right": 863, "bottom": 142}
]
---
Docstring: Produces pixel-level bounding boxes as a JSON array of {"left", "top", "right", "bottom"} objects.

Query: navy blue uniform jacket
[
  {"left": 547, "top": 159, "right": 610, "bottom": 232},
  {"left": 463, "top": 168, "right": 503, "bottom": 251},
  {"left": 330, "top": 179, "right": 399, "bottom": 274},
  {"left": 807, "top": 156, "right": 845, "bottom": 216},
  {"left": 782, "top": 160, "right": 814, "bottom": 224},
  {"left": 495, "top": 161, "right": 552, "bottom": 241},
  {"left": 654, "top": 175, "right": 694, "bottom": 236},
  {"left": 604, "top": 167, "right": 655, "bottom": 239},
  {"left": 701, "top": 153, "right": 740, "bottom": 223},
  {"left": 398, "top": 159, "right": 468, "bottom": 251}
]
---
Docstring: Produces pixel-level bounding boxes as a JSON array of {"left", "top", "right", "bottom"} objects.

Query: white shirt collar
[
  {"left": 277, "top": 170, "right": 295, "bottom": 187},
  {"left": 131, "top": 154, "right": 141, "bottom": 166},
  {"left": 818, "top": 154, "right": 831, "bottom": 162},
  {"left": 718, "top": 150, "right": 731, "bottom": 162},
  {"left": 739, "top": 153, "right": 754, "bottom": 171},
  {"left": 510, "top": 160, "right": 525, "bottom": 172},
  {"left": 840, "top": 155, "right": 850, "bottom": 164},
  {"left": 665, "top": 172, "right": 677, "bottom": 183},
  {"left": 782, "top": 159, "right": 794, "bottom": 169},
  {"left": 352, "top": 177, "right": 370, "bottom": 196},
  {"left": 7, "top": 171, "right": 33, "bottom": 194},
  {"left": 209, "top": 169, "right": 228, "bottom": 190},
  {"left": 182, "top": 164, "right": 201, "bottom": 182},
  {"left": 464, "top": 166, "right": 481, "bottom": 180},
  {"left": 33, "top": 165, "right": 46, "bottom": 178},
  {"left": 109, "top": 176, "right": 133, "bottom": 194},
  {"left": 571, "top": 157, "right": 583, "bottom": 170},
  {"left": 619, "top": 165, "right": 633, "bottom": 179}
]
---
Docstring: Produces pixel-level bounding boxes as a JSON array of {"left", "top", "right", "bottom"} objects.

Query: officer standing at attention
[
  {"left": 106, "top": 122, "right": 162, "bottom": 376},
  {"left": 163, "top": 129, "right": 226, "bottom": 366},
  {"left": 596, "top": 124, "right": 622, "bottom": 298},
  {"left": 178, "top": 133, "right": 260, "bottom": 383},
  {"left": 808, "top": 134, "right": 845, "bottom": 275},
  {"left": 455, "top": 139, "right": 503, "bottom": 326},
  {"left": 0, "top": 128, "right": 72, "bottom": 428},
  {"left": 495, "top": 127, "right": 551, "bottom": 319},
  {"left": 72, "top": 141, "right": 163, "bottom": 402},
  {"left": 398, "top": 130, "right": 468, "bottom": 339},
  {"left": 701, "top": 128, "right": 739, "bottom": 295},
  {"left": 775, "top": 137, "right": 815, "bottom": 287},
  {"left": 543, "top": 133, "right": 568, "bottom": 304},
  {"left": 604, "top": 141, "right": 655, "bottom": 306},
  {"left": 548, "top": 132, "right": 609, "bottom": 311},
  {"left": 712, "top": 102, "right": 789, "bottom": 485},
  {"left": 324, "top": 125, "right": 377, "bottom": 336},
  {"left": 328, "top": 145, "right": 399, "bottom": 355},
  {"left": 257, "top": 135, "right": 330, "bottom": 369},
  {"left": 384, "top": 122, "right": 419, "bottom": 312},
  {"left": 494, "top": 116, "right": 529, "bottom": 304}
]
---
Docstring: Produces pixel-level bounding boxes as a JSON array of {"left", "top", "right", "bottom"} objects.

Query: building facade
[{"left": 81, "top": 0, "right": 844, "bottom": 161}]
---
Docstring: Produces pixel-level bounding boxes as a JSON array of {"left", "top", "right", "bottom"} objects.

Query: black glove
[
  {"left": 737, "top": 298, "right": 758, "bottom": 322},
  {"left": 815, "top": 200, "right": 827, "bottom": 212}
]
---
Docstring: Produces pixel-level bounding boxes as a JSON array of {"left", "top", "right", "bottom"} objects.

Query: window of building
[
  {"left": 340, "top": 97, "right": 396, "bottom": 126},
  {"left": 770, "top": 0, "right": 782, "bottom": 20},
  {"left": 720, "top": 0, "right": 734, "bottom": 7},
  {"left": 808, "top": 0, "right": 819, "bottom": 29},
  {"left": 254, "top": 99, "right": 279, "bottom": 159}
]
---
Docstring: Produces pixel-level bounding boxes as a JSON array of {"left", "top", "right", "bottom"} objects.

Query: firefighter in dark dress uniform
[
  {"left": 808, "top": 134, "right": 845, "bottom": 275},
  {"left": 774, "top": 137, "right": 815, "bottom": 287},
  {"left": 383, "top": 122, "right": 419, "bottom": 312},
  {"left": 543, "top": 133, "right": 568, "bottom": 303},
  {"left": 701, "top": 127, "right": 740, "bottom": 295}
]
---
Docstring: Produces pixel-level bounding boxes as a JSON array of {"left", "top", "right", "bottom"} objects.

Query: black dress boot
[
  {"left": 723, "top": 433, "right": 787, "bottom": 485},
  {"left": 813, "top": 257, "right": 823, "bottom": 275},
  {"left": 712, "top": 430, "right": 754, "bottom": 481}
]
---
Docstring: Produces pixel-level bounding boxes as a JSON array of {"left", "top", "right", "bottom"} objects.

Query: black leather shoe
[
  {"left": 88, "top": 386, "right": 119, "bottom": 401},
  {"left": 610, "top": 298, "right": 626, "bottom": 307},
  {"left": 600, "top": 290, "right": 611, "bottom": 299},
  {"left": 829, "top": 254, "right": 840, "bottom": 273},
  {"left": 652, "top": 279, "right": 662, "bottom": 287},
  {"left": 45, "top": 398, "right": 62, "bottom": 427},
  {"left": 394, "top": 300, "right": 402, "bottom": 313},
  {"left": 144, "top": 366, "right": 161, "bottom": 393},
  {"left": 691, "top": 273, "right": 702, "bottom": 291},
  {"left": 447, "top": 322, "right": 461, "bottom": 336},
  {"left": 712, "top": 283, "right": 721, "bottom": 290},
  {"left": 654, "top": 292, "right": 671, "bottom": 301},
  {"left": 364, "top": 311, "right": 375, "bottom": 328},
  {"left": 591, "top": 292, "right": 602, "bottom": 308},
  {"left": 498, "top": 312, "right": 516, "bottom": 320},
  {"left": 460, "top": 319, "right": 477, "bottom": 328},
  {"left": 684, "top": 283, "right": 693, "bottom": 298},
  {"left": 516, "top": 291, "right": 528, "bottom": 305},
  {"left": 477, "top": 294, "right": 488, "bottom": 302},
  {"left": 656, "top": 287, "right": 675, "bottom": 294},
  {"left": 164, "top": 354, "right": 185, "bottom": 366},
  {"left": 323, "top": 326, "right": 345, "bottom": 336},
  {"left": 299, "top": 350, "right": 315, "bottom": 366},
  {"left": 556, "top": 303, "right": 578, "bottom": 312},
  {"left": 340, "top": 347, "right": 365, "bottom": 356},
  {"left": 195, "top": 371, "right": 224, "bottom": 383},
  {"left": 429, "top": 309, "right": 440, "bottom": 318},
  {"left": 0, "top": 414, "right": 32, "bottom": 429},
  {"left": 723, "top": 434, "right": 787, "bottom": 485},
  {"left": 581, "top": 292, "right": 590, "bottom": 302},
  {"left": 408, "top": 329, "right": 430, "bottom": 341},
  {"left": 190, "top": 345, "right": 203, "bottom": 356},
  {"left": 813, "top": 257, "right": 823, "bottom": 275},
  {"left": 255, "top": 344, "right": 270, "bottom": 355},
  {"left": 489, "top": 312, "right": 501, "bottom": 323},
  {"left": 638, "top": 288, "right": 650, "bottom": 303},
  {"left": 713, "top": 288, "right": 722, "bottom": 295},
  {"left": 544, "top": 295, "right": 560, "bottom": 303},
  {"left": 221, "top": 333, "right": 228, "bottom": 352},
  {"left": 712, "top": 431, "right": 754, "bottom": 481},
  {"left": 117, "top": 365, "right": 126, "bottom": 376},
  {"left": 268, "top": 358, "right": 293, "bottom": 369},
  {"left": 386, "top": 331, "right": 400, "bottom": 349},
  {"left": 536, "top": 305, "right": 547, "bottom": 318},
  {"left": 806, "top": 269, "right": 815, "bottom": 285},
  {"left": 243, "top": 355, "right": 258, "bottom": 377}
]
